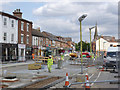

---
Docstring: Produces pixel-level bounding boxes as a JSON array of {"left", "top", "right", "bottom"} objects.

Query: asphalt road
[
  {"left": 70, "top": 68, "right": 119, "bottom": 89},
  {"left": 1, "top": 59, "right": 119, "bottom": 89}
]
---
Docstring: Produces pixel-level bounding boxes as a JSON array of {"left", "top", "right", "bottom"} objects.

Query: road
[
  {"left": 1, "top": 58, "right": 119, "bottom": 89},
  {"left": 70, "top": 68, "right": 119, "bottom": 88}
]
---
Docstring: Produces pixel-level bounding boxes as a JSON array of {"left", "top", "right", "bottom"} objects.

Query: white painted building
[
  {"left": 96, "top": 37, "right": 120, "bottom": 55},
  {"left": 0, "top": 11, "right": 18, "bottom": 61},
  {"left": 0, "top": 14, "right": 18, "bottom": 44}
]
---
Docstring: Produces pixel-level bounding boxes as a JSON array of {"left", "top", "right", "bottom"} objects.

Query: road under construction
[{"left": 0, "top": 56, "right": 119, "bottom": 89}]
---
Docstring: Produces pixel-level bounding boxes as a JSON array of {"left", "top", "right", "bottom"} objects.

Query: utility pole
[
  {"left": 89, "top": 26, "right": 96, "bottom": 60},
  {"left": 78, "top": 14, "right": 87, "bottom": 74}
]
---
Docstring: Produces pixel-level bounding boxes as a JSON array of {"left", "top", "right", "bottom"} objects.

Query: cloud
[
  {"left": 33, "top": 2, "right": 118, "bottom": 43},
  {"left": 0, "top": 2, "right": 10, "bottom": 11}
]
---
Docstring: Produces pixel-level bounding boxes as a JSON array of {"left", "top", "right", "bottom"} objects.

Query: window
[
  {"left": 4, "top": 18, "right": 7, "bottom": 26},
  {"left": 3, "top": 33, "right": 7, "bottom": 41},
  {"left": 110, "top": 44, "right": 113, "bottom": 47},
  {"left": 21, "top": 49, "right": 24, "bottom": 57},
  {"left": 27, "top": 35, "right": 29, "bottom": 44},
  {"left": 11, "top": 34, "right": 14, "bottom": 42},
  {"left": 11, "top": 20, "right": 14, "bottom": 27},
  {"left": 36, "top": 38, "right": 38, "bottom": 45},
  {"left": 27, "top": 23, "right": 29, "bottom": 32},
  {"left": 21, "top": 22, "right": 24, "bottom": 30},
  {"left": 21, "top": 34, "right": 24, "bottom": 43}
]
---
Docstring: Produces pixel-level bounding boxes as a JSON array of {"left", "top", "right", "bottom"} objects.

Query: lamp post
[
  {"left": 78, "top": 14, "right": 87, "bottom": 74},
  {"left": 103, "top": 42, "right": 106, "bottom": 56},
  {"left": 99, "top": 36, "right": 101, "bottom": 57},
  {"left": 89, "top": 26, "right": 96, "bottom": 60}
]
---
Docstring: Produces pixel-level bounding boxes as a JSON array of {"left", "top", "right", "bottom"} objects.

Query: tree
[{"left": 75, "top": 41, "right": 90, "bottom": 52}]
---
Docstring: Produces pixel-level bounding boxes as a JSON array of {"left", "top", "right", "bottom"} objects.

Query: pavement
[{"left": 0, "top": 60, "right": 35, "bottom": 68}]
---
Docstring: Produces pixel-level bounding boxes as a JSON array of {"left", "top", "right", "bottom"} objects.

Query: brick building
[{"left": 13, "top": 9, "right": 33, "bottom": 61}]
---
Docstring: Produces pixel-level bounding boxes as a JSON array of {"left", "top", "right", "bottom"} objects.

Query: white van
[{"left": 103, "top": 47, "right": 120, "bottom": 71}]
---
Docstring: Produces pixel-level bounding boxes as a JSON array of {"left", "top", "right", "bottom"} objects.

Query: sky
[{"left": 0, "top": 0, "right": 118, "bottom": 43}]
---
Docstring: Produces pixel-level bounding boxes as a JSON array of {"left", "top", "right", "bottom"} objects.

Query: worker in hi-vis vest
[
  {"left": 61, "top": 53, "right": 64, "bottom": 61},
  {"left": 47, "top": 55, "right": 53, "bottom": 73}
]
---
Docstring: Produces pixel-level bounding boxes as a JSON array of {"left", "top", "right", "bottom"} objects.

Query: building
[
  {"left": 32, "top": 28, "right": 44, "bottom": 56},
  {"left": 0, "top": 11, "right": 18, "bottom": 62},
  {"left": 13, "top": 9, "right": 33, "bottom": 61},
  {"left": 96, "top": 36, "right": 120, "bottom": 56}
]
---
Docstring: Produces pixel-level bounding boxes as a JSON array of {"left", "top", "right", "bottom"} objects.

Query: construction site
[{"left": 0, "top": 54, "right": 119, "bottom": 89}]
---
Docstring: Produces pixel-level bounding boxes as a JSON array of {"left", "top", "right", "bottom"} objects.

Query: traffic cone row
[
  {"left": 84, "top": 73, "right": 91, "bottom": 88},
  {"left": 65, "top": 73, "right": 69, "bottom": 87}
]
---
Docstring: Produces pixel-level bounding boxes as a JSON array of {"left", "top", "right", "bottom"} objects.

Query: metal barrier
[
  {"left": 34, "top": 56, "right": 57, "bottom": 64},
  {"left": 68, "top": 80, "right": 119, "bottom": 87}
]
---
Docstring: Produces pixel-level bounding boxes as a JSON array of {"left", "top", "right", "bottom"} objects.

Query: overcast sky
[{"left": 0, "top": 0, "right": 118, "bottom": 43}]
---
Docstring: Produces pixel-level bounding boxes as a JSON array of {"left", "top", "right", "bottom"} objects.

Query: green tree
[{"left": 75, "top": 41, "right": 90, "bottom": 52}]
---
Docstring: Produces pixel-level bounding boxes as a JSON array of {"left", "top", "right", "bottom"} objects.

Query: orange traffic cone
[
  {"left": 85, "top": 73, "right": 90, "bottom": 88},
  {"left": 65, "top": 73, "right": 69, "bottom": 87}
]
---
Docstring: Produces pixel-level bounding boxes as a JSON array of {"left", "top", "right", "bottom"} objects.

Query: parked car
[
  {"left": 80, "top": 52, "right": 91, "bottom": 58},
  {"left": 103, "top": 47, "right": 120, "bottom": 71}
]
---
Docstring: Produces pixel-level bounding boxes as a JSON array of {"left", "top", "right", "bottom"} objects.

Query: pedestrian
[{"left": 47, "top": 55, "right": 53, "bottom": 73}]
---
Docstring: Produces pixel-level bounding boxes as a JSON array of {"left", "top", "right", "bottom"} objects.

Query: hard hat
[{"left": 49, "top": 55, "right": 52, "bottom": 57}]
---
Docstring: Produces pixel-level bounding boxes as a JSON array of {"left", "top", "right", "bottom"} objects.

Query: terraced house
[
  {"left": 0, "top": 9, "right": 33, "bottom": 62},
  {"left": 0, "top": 11, "right": 18, "bottom": 62},
  {"left": 13, "top": 9, "right": 33, "bottom": 61}
]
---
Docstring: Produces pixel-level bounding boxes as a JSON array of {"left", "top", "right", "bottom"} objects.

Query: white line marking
[
  {"left": 91, "top": 71, "right": 101, "bottom": 86},
  {"left": 89, "top": 74, "right": 94, "bottom": 79}
]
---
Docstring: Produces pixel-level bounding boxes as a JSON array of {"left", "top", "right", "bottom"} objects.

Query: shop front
[
  {"left": 18, "top": 44, "right": 26, "bottom": 61},
  {"left": 1, "top": 43, "right": 18, "bottom": 62},
  {"left": 32, "top": 46, "right": 38, "bottom": 56},
  {"left": 26, "top": 46, "right": 32, "bottom": 60}
]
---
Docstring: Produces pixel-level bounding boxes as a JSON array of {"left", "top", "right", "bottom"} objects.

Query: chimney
[
  {"left": 13, "top": 9, "right": 22, "bottom": 18},
  {"left": 37, "top": 27, "right": 40, "bottom": 32},
  {"left": 112, "top": 37, "right": 115, "bottom": 41}
]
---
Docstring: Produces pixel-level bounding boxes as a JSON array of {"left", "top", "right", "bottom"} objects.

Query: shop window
[
  {"left": 21, "top": 49, "right": 24, "bottom": 57},
  {"left": 3, "top": 32, "right": 7, "bottom": 41}
]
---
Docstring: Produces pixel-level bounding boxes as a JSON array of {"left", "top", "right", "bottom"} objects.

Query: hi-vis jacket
[{"left": 47, "top": 58, "right": 53, "bottom": 65}]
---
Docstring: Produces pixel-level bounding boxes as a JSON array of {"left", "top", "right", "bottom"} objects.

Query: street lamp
[
  {"left": 78, "top": 14, "right": 87, "bottom": 74},
  {"left": 103, "top": 42, "right": 106, "bottom": 56},
  {"left": 89, "top": 26, "right": 96, "bottom": 60},
  {"left": 99, "top": 35, "right": 101, "bottom": 57}
]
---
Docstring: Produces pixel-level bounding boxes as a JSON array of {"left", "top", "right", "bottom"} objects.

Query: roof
[
  {"left": 32, "top": 29, "right": 44, "bottom": 37},
  {"left": 42, "top": 31, "right": 59, "bottom": 41},
  {"left": 0, "top": 11, "right": 32, "bottom": 23},
  {"left": 64, "top": 37, "right": 72, "bottom": 41}
]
